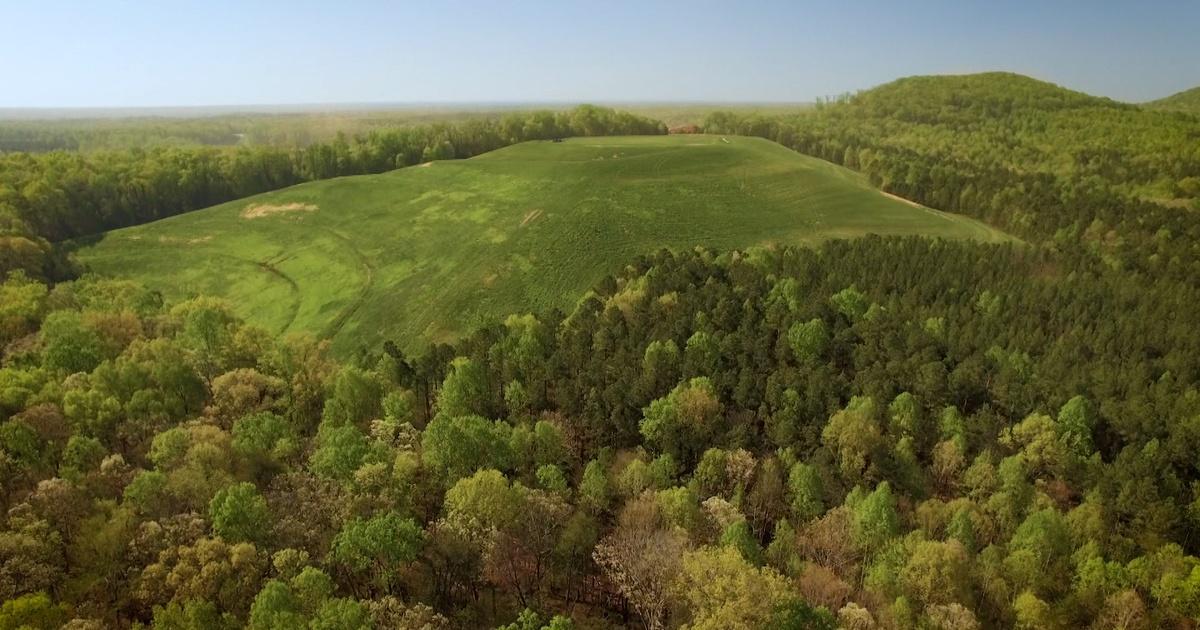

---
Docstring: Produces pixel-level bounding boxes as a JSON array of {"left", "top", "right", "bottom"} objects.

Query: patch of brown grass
[
  {"left": 241, "top": 202, "right": 318, "bottom": 219},
  {"left": 520, "top": 209, "right": 543, "bottom": 227}
]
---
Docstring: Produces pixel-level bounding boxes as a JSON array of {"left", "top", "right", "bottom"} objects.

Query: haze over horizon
[{"left": 3, "top": 0, "right": 1199, "bottom": 109}]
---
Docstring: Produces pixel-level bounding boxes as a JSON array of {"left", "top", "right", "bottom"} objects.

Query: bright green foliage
[
  {"left": 888, "top": 392, "right": 926, "bottom": 441},
  {"left": 39, "top": 311, "right": 104, "bottom": 373},
  {"left": 309, "top": 423, "right": 382, "bottom": 483},
  {"left": 381, "top": 389, "right": 417, "bottom": 426},
  {"left": 493, "top": 314, "right": 549, "bottom": 386},
  {"left": 1013, "top": 590, "right": 1053, "bottom": 629},
  {"left": 830, "top": 286, "right": 870, "bottom": 321},
  {"left": 851, "top": 482, "right": 900, "bottom": 553},
  {"left": 0, "top": 592, "right": 66, "bottom": 630},
  {"left": 289, "top": 566, "right": 334, "bottom": 608},
  {"left": 1057, "top": 395, "right": 1097, "bottom": 457},
  {"left": 321, "top": 366, "right": 383, "bottom": 426},
  {"left": 443, "top": 469, "right": 525, "bottom": 539},
  {"left": 247, "top": 580, "right": 305, "bottom": 629},
  {"left": 900, "top": 540, "right": 971, "bottom": 607},
  {"left": 939, "top": 406, "right": 967, "bottom": 443},
  {"left": 720, "top": 520, "right": 764, "bottom": 566},
  {"left": 946, "top": 507, "right": 978, "bottom": 553},
  {"left": 535, "top": 464, "right": 569, "bottom": 494},
  {"left": 309, "top": 598, "right": 372, "bottom": 630},
  {"left": 231, "top": 411, "right": 297, "bottom": 471},
  {"left": 531, "top": 421, "right": 565, "bottom": 467},
  {"left": 123, "top": 469, "right": 172, "bottom": 515},
  {"left": 674, "top": 545, "right": 793, "bottom": 630},
  {"left": 1007, "top": 508, "right": 1072, "bottom": 593},
  {"left": 209, "top": 482, "right": 271, "bottom": 544},
  {"left": 329, "top": 512, "right": 424, "bottom": 594},
  {"left": 578, "top": 459, "right": 610, "bottom": 513},
  {"left": 640, "top": 377, "right": 723, "bottom": 466},
  {"left": 616, "top": 459, "right": 650, "bottom": 498},
  {"left": 641, "top": 339, "right": 681, "bottom": 395},
  {"left": 0, "top": 421, "right": 49, "bottom": 480},
  {"left": 504, "top": 380, "right": 531, "bottom": 418},
  {"left": 684, "top": 331, "right": 720, "bottom": 378},
  {"left": 496, "top": 608, "right": 575, "bottom": 630},
  {"left": 656, "top": 486, "right": 703, "bottom": 533},
  {"left": 647, "top": 453, "right": 678, "bottom": 489},
  {"left": 787, "top": 461, "right": 824, "bottom": 523},
  {"left": 247, "top": 567, "right": 346, "bottom": 629},
  {"left": 58, "top": 435, "right": 105, "bottom": 480},
  {"left": 437, "top": 357, "right": 490, "bottom": 418},
  {"left": 787, "top": 318, "right": 828, "bottom": 364},
  {"left": 421, "top": 414, "right": 513, "bottom": 485},
  {"left": 693, "top": 448, "right": 729, "bottom": 498},
  {"left": 764, "top": 519, "right": 802, "bottom": 577},
  {"left": 822, "top": 396, "right": 883, "bottom": 482},
  {"left": 172, "top": 298, "right": 238, "bottom": 373},
  {"left": 150, "top": 600, "right": 235, "bottom": 630},
  {"left": 0, "top": 271, "right": 47, "bottom": 348}
]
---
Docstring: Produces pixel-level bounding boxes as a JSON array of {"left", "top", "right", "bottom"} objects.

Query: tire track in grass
[
  {"left": 254, "top": 258, "right": 302, "bottom": 333},
  {"left": 319, "top": 228, "right": 376, "bottom": 340},
  {"left": 204, "top": 251, "right": 303, "bottom": 334}
]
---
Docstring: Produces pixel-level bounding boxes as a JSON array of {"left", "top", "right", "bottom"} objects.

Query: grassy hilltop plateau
[{"left": 73, "top": 134, "right": 1007, "bottom": 354}]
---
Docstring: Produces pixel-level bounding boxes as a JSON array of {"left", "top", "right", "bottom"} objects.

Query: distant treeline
[
  {"left": 702, "top": 72, "right": 1200, "bottom": 285},
  {"left": 0, "top": 107, "right": 567, "bottom": 153},
  {"left": 0, "top": 106, "right": 665, "bottom": 279}
]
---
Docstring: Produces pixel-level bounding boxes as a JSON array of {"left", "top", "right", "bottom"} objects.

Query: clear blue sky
[{"left": 3, "top": 0, "right": 1198, "bottom": 107}]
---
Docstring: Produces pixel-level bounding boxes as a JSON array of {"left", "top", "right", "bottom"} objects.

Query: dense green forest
[
  {"left": 3, "top": 236, "right": 1200, "bottom": 628},
  {"left": 0, "top": 105, "right": 665, "bottom": 279},
  {"left": 4, "top": 72, "right": 1200, "bottom": 629},
  {"left": 0, "top": 108, "right": 583, "bottom": 153},
  {"left": 704, "top": 73, "right": 1200, "bottom": 283}
]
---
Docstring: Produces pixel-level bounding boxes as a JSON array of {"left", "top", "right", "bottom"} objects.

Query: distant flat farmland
[{"left": 75, "top": 135, "right": 1011, "bottom": 355}]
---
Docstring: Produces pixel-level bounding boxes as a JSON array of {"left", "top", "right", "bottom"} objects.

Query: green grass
[{"left": 75, "top": 135, "right": 1012, "bottom": 354}]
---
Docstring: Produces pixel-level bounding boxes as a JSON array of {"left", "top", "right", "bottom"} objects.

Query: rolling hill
[
  {"left": 1146, "top": 86, "right": 1200, "bottom": 113},
  {"left": 74, "top": 135, "right": 1010, "bottom": 354}
]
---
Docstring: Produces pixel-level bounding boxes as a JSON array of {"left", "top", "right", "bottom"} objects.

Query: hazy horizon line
[{"left": 0, "top": 100, "right": 819, "bottom": 122}]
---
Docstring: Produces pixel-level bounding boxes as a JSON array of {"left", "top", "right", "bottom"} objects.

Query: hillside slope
[
  {"left": 75, "top": 135, "right": 1009, "bottom": 354},
  {"left": 845, "top": 71, "right": 1123, "bottom": 118},
  {"left": 705, "top": 72, "right": 1200, "bottom": 281},
  {"left": 1146, "top": 86, "right": 1200, "bottom": 113}
]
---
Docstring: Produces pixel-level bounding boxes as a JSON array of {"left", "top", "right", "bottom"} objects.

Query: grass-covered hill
[
  {"left": 1146, "top": 85, "right": 1200, "bottom": 113},
  {"left": 73, "top": 135, "right": 1008, "bottom": 354}
]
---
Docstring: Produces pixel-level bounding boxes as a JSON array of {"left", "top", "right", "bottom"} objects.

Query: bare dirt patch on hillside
[
  {"left": 520, "top": 209, "right": 543, "bottom": 227},
  {"left": 156, "top": 235, "right": 212, "bottom": 244},
  {"left": 242, "top": 202, "right": 318, "bottom": 219},
  {"left": 879, "top": 191, "right": 924, "bottom": 208}
]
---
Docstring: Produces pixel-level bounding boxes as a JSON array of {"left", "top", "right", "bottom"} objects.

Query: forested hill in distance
[
  {"left": 705, "top": 71, "right": 1200, "bottom": 281},
  {"left": 1146, "top": 85, "right": 1200, "bottom": 113},
  {"left": 73, "top": 135, "right": 1009, "bottom": 356}
]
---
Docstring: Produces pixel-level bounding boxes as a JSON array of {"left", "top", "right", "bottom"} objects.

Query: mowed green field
[{"left": 76, "top": 135, "right": 1011, "bottom": 354}]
